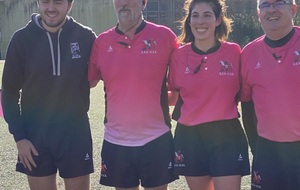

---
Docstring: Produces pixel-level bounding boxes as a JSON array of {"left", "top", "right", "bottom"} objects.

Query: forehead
[
  {"left": 258, "top": 0, "right": 279, "bottom": 4},
  {"left": 191, "top": 2, "right": 213, "bottom": 12}
]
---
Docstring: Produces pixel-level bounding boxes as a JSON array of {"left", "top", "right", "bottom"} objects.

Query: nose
[
  {"left": 47, "top": 1, "right": 56, "bottom": 11},
  {"left": 268, "top": 4, "right": 277, "bottom": 11}
]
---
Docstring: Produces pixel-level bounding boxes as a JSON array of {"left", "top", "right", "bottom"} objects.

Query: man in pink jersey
[
  {"left": 88, "top": 0, "right": 179, "bottom": 189},
  {"left": 241, "top": 0, "right": 300, "bottom": 189}
]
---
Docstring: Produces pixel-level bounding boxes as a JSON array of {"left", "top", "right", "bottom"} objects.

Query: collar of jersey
[
  {"left": 191, "top": 41, "right": 221, "bottom": 55},
  {"left": 115, "top": 20, "right": 147, "bottom": 35},
  {"left": 264, "top": 28, "right": 295, "bottom": 48}
]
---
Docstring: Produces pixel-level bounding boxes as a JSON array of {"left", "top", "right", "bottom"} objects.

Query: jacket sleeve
[
  {"left": 241, "top": 100, "right": 258, "bottom": 155},
  {"left": 1, "top": 34, "right": 26, "bottom": 142}
]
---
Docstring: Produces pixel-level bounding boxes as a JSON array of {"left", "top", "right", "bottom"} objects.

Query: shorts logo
[
  {"left": 238, "top": 154, "right": 243, "bottom": 161},
  {"left": 174, "top": 150, "right": 185, "bottom": 167},
  {"left": 101, "top": 161, "right": 108, "bottom": 178},
  {"left": 252, "top": 170, "right": 262, "bottom": 189},
  {"left": 84, "top": 153, "right": 90, "bottom": 161},
  {"left": 70, "top": 42, "right": 81, "bottom": 59}
]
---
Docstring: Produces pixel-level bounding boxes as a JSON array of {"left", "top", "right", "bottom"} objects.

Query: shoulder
[
  {"left": 172, "top": 43, "right": 190, "bottom": 58},
  {"left": 66, "top": 16, "right": 96, "bottom": 38},
  {"left": 221, "top": 41, "right": 241, "bottom": 52},
  {"left": 95, "top": 27, "right": 115, "bottom": 44},
  {"left": 144, "top": 21, "right": 176, "bottom": 37},
  {"left": 242, "top": 35, "right": 265, "bottom": 55}
]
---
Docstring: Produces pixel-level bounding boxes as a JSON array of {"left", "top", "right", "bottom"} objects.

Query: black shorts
[
  {"left": 100, "top": 131, "right": 178, "bottom": 188},
  {"left": 16, "top": 115, "right": 94, "bottom": 178},
  {"left": 251, "top": 137, "right": 300, "bottom": 190},
  {"left": 173, "top": 119, "right": 250, "bottom": 177}
]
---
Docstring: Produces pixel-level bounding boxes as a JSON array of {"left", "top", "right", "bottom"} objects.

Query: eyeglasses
[{"left": 258, "top": 1, "right": 292, "bottom": 11}]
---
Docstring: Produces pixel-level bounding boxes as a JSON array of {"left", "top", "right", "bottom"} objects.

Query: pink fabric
[
  {"left": 241, "top": 27, "right": 300, "bottom": 142},
  {"left": 169, "top": 42, "right": 241, "bottom": 126},
  {"left": 88, "top": 22, "right": 179, "bottom": 146}
]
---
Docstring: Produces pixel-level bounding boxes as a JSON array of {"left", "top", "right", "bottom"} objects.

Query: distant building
[{"left": 0, "top": 0, "right": 183, "bottom": 59}]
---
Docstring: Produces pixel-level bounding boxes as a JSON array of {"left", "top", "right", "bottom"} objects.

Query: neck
[
  {"left": 194, "top": 38, "right": 218, "bottom": 53},
  {"left": 265, "top": 26, "right": 294, "bottom": 41},
  {"left": 118, "top": 17, "right": 142, "bottom": 38}
]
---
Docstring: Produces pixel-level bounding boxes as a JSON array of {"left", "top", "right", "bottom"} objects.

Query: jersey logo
[
  {"left": 141, "top": 39, "right": 157, "bottom": 54},
  {"left": 219, "top": 60, "right": 234, "bottom": 75},
  {"left": 107, "top": 46, "right": 113, "bottom": 53},
  {"left": 293, "top": 50, "right": 300, "bottom": 66},
  {"left": 70, "top": 42, "right": 81, "bottom": 59},
  {"left": 255, "top": 62, "right": 262, "bottom": 69}
]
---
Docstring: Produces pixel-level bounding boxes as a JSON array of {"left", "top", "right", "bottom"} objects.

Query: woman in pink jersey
[{"left": 169, "top": 0, "right": 250, "bottom": 189}]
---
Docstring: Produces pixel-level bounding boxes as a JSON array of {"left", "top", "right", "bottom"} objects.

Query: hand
[
  {"left": 168, "top": 91, "right": 178, "bottom": 106},
  {"left": 16, "top": 139, "right": 39, "bottom": 171}
]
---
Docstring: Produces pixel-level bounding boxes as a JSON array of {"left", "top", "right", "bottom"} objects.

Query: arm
[
  {"left": 241, "top": 100, "right": 258, "bottom": 155},
  {"left": 168, "top": 90, "right": 178, "bottom": 106},
  {"left": 89, "top": 80, "right": 99, "bottom": 88},
  {"left": 2, "top": 33, "right": 38, "bottom": 170}
]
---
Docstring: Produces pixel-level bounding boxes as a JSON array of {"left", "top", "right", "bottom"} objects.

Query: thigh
[
  {"left": 185, "top": 176, "right": 214, "bottom": 190},
  {"left": 16, "top": 144, "right": 57, "bottom": 177},
  {"left": 27, "top": 174, "right": 57, "bottom": 190},
  {"left": 251, "top": 137, "right": 285, "bottom": 190},
  {"left": 213, "top": 175, "right": 241, "bottom": 190},
  {"left": 100, "top": 140, "right": 140, "bottom": 188},
  {"left": 173, "top": 123, "right": 210, "bottom": 176},
  {"left": 139, "top": 132, "right": 178, "bottom": 188},
  {"left": 64, "top": 174, "right": 90, "bottom": 190},
  {"left": 206, "top": 119, "right": 250, "bottom": 177},
  {"left": 55, "top": 117, "right": 94, "bottom": 178}
]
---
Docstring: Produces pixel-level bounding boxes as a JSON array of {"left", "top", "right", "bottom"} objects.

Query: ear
[
  {"left": 292, "top": 4, "right": 298, "bottom": 18},
  {"left": 67, "top": 1, "right": 73, "bottom": 13},
  {"left": 142, "top": 0, "right": 147, "bottom": 10},
  {"left": 215, "top": 16, "right": 222, "bottom": 27}
]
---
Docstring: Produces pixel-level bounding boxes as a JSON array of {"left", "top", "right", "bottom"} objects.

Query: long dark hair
[{"left": 178, "top": 0, "right": 232, "bottom": 44}]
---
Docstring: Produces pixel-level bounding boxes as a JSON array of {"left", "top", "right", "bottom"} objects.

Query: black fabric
[{"left": 241, "top": 100, "right": 258, "bottom": 155}]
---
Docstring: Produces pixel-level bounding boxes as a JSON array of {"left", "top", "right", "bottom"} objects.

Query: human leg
[
  {"left": 64, "top": 174, "right": 90, "bottom": 190},
  {"left": 212, "top": 175, "right": 241, "bottom": 190},
  {"left": 139, "top": 132, "right": 178, "bottom": 188},
  {"left": 100, "top": 140, "right": 140, "bottom": 188},
  {"left": 27, "top": 174, "right": 57, "bottom": 190},
  {"left": 144, "top": 184, "right": 168, "bottom": 190},
  {"left": 185, "top": 176, "right": 214, "bottom": 190},
  {"left": 115, "top": 187, "right": 139, "bottom": 190}
]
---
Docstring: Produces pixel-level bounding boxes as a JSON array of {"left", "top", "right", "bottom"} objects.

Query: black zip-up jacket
[{"left": 2, "top": 14, "right": 96, "bottom": 142}]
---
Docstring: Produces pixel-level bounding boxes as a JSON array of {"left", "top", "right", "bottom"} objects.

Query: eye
[
  {"left": 273, "top": 1, "right": 286, "bottom": 9},
  {"left": 258, "top": 2, "right": 270, "bottom": 10},
  {"left": 203, "top": 13, "right": 212, "bottom": 18},
  {"left": 54, "top": 0, "right": 63, "bottom": 4},
  {"left": 191, "top": 13, "right": 199, "bottom": 18}
]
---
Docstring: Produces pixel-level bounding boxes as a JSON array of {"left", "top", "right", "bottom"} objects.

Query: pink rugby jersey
[
  {"left": 89, "top": 21, "right": 179, "bottom": 146},
  {"left": 241, "top": 27, "right": 300, "bottom": 142},
  {"left": 169, "top": 42, "right": 241, "bottom": 126}
]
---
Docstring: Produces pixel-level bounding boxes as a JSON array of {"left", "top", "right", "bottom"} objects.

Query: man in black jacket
[{"left": 1, "top": 0, "right": 96, "bottom": 189}]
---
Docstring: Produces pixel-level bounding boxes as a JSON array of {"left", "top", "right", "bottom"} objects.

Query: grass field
[{"left": 0, "top": 60, "right": 251, "bottom": 190}]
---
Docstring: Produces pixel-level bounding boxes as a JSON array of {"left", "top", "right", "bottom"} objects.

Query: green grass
[{"left": 0, "top": 60, "right": 251, "bottom": 189}]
